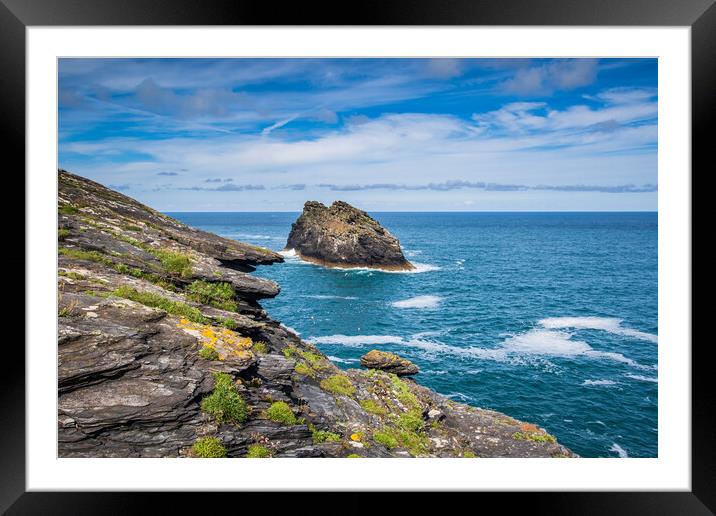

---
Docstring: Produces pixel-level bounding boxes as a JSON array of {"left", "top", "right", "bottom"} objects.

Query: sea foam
[
  {"left": 582, "top": 379, "right": 618, "bottom": 386},
  {"left": 610, "top": 443, "right": 629, "bottom": 458},
  {"left": 391, "top": 295, "right": 443, "bottom": 309},
  {"left": 538, "top": 316, "right": 658, "bottom": 343}
]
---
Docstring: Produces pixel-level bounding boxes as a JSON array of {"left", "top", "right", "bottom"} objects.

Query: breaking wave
[
  {"left": 391, "top": 295, "right": 443, "bottom": 309},
  {"left": 538, "top": 316, "right": 657, "bottom": 343}
]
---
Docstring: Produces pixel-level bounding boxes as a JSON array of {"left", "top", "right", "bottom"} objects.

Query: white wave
[
  {"left": 232, "top": 233, "right": 281, "bottom": 241},
  {"left": 340, "top": 261, "right": 441, "bottom": 274},
  {"left": 503, "top": 328, "right": 646, "bottom": 368},
  {"left": 327, "top": 355, "right": 359, "bottom": 364},
  {"left": 503, "top": 329, "right": 592, "bottom": 356},
  {"left": 538, "top": 316, "right": 658, "bottom": 343},
  {"left": 302, "top": 294, "right": 358, "bottom": 300},
  {"left": 625, "top": 374, "right": 658, "bottom": 383},
  {"left": 582, "top": 379, "right": 618, "bottom": 386},
  {"left": 310, "top": 335, "right": 405, "bottom": 347},
  {"left": 280, "top": 249, "right": 439, "bottom": 274},
  {"left": 404, "top": 249, "right": 422, "bottom": 257},
  {"left": 391, "top": 295, "right": 443, "bottom": 309},
  {"left": 279, "top": 323, "right": 301, "bottom": 336},
  {"left": 309, "top": 329, "right": 647, "bottom": 369},
  {"left": 610, "top": 443, "right": 629, "bottom": 458}
]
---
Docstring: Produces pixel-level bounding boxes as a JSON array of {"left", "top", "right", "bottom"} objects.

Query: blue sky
[{"left": 58, "top": 58, "right": 657, "bottom": 211}]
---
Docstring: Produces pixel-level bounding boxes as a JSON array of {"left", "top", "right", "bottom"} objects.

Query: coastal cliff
[
  {"left": 57, "top": 170, "right": 575, "bottom": 458},
  {"left": 285, "top": 200, "right": 415, "bottom": 271}
]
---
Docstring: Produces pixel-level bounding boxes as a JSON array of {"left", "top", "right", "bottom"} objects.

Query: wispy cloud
[
  {"left": 499, "top": 59, "right": 599, "bottom": 96},
  {"left": 58, "top": 58, "right": 657, "bottom": 211},
  {"left": 317, "top": 181, "right": 657, "bottom": 193}
]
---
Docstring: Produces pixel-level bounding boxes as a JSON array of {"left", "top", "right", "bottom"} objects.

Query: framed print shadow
[{"left": 6, "top": 0, "right": 710, "bottom": 513}]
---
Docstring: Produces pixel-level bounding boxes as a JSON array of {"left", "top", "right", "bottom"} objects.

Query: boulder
[
  {"left": 360, "top": 350, "right": 419, "bottom": 376},
  {"left": 285, "top": 200, "right": 414, "bottom": 271}
]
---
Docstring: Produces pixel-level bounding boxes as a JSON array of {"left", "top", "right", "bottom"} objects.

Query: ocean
[{"left": 169, "top": 211, "right": 658, "bottom": 458}]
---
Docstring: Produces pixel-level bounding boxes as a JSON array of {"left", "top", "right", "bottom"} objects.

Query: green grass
[
  {"left": 149, "top": 249, "right": 193, "bottom": 277},
  {"left": 58, "top": 228, "right": 71, "bottom": 241},
  {"left": 246, "top": 444, "right": 272, "bottom": 458},
  {"left": 265, "top": 401, "right": 297, "bottom": 425},
  {"left": 360, "top": 399, "right": 388, "bottom": 416},
  {"left": 372, "top": 410, "right": 430, "bottom": 456},
  {"left": 294, "top": 362, "right": 316, "bottom": 378},
  {"left": 111, "top": 285, "right": 208, "bottom": 324},
  {"left": 219, "top": 317, "right": 238, "bottom": 330},
  {"left": 513, "top": 431, "right": 556, "bottom": 443},
  {"left": 192, "top": 437, "right": 226, "bottom": 458},
  {"left": 252, "top": 341, "right": 268, "bottom": 354},
  {"left": 346, "top": 454, "right": 361, "bottom": 458},
  {"left": 463, "top": 450, "right": 477, "bottom": 458},
  {"left": 58, "top": 271, "right": 87, "bottom": 280},
  {"left": 59, "top": 204, "right": 79, "bottom": 215},
  {"left": 198, "top": 346, "right": 219, "bottom": 361},
  {"left": 59, "top": 247, "right": 114, "bottom": 266},
  {"left": 187, "top": 280, "right": 237, "bottom": 311},
  {"left": 282, "top": 346, "right": 298, "bottom": 358},
  {"left": 319, "top": 374, "right": 356, "bottom": 397},
  {"left": 373, "top": 430, "right": 399, "bottom": 449},
  {"left": 312, "top": 429, "right": 341, "bottom": 444},
  {"left": 201, "top": 372, "right": 249, "bottom": 425},
  {"left": 389, "top": 374, "right": 420, "bottom": 409}
]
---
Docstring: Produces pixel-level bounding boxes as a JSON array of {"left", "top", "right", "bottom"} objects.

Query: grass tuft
[
  {"left": 198, "top": 346, "right": 219, "bottom": 361},
  {"left": 319, "top": 374, "right": 356, "bottom": 397},
  {"left": 265, "top": 401, "right": 297, "bottom": 425},
  {"left": 246, "top": 444, "right": 272, "bottom": 458},
  {"left": 112, "top": 285, "right": 208, "bottom": 324},
  {"left": 200, "top": 372, "right": 249, "bottom": 425},
  {"left": 192, "top": 437, "right": 226, "bottom": 458},
  {"left": 187, "top": 280, "right": 237, "bottom": 311}
]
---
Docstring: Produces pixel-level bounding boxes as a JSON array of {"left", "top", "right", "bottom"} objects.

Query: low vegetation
[
  {"left": 149, "top": 248, "right": 193, "bottom": 277},
  {"left": 265, "top": 401, "right": 297, "bottom": 425},
  {"left": 200, "top": 372, "right": 249, "bottom": 424},
  {"left": 192, "top": 437, "right": 226, "bottom": 458},
  {"left": 513, "top": 431, "right": 556, "bottom": 443},
  {"left": 112, "top": 285, "right": 208, "bottom": 324},
  {"left": 252, "top": 341, "right": 268, "bottom": 354},
  {"left": 187, "top": 280, "right": 237, "bottom": 311},
  {"left": 319, "top": 374, "right": 356, "bottom": 397},
  {"left": 58, "top": 228, "right": 71, "bottom": 241},
  {"left": 59, "top": 204, "right": 79, "bottom": 215},
  {"left": 246, "top": 444, "right": 272, "bottom": 458},
  {"left": 198, "top": 346, "right": 219, "bottom": 361},
  {"left": 360, "top": 399, "right": 388, "bottom": 416},
  {"left": 312, "top": 429, "right": 341, "bottom": 444}
]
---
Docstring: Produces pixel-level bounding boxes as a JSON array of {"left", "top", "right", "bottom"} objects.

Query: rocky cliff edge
[{"left": 57, "top": 170, "right": 575, "bottom": 458}]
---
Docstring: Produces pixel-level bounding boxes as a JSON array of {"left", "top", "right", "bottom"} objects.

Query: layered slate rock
[
  {"left": 285, "top": 201, "right": 415, "bottom": 271},
  {"left": 57, "top": 171, "right": 576, "bottom": 458},
  {"left": 360, "top": 350, "right": 419, "bottom": 376}
]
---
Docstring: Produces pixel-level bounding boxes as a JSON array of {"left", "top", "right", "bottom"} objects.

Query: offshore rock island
[
  {"left": 57, "top": 170, "right": 575, "bottom": 458},
  {"left": 285, "top": 200, "right": 415, "bottom": 271}
]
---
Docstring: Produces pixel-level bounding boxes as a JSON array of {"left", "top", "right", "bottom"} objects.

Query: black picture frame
[{"left": 3, "top": 0, "right": 709, "bottom": 513}]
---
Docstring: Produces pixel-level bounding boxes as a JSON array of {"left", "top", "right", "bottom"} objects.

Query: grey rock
[{"left": 285, "top": 200, "right": 414, "bottom": 270}]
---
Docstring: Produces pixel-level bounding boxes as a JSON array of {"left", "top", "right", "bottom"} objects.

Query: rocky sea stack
[
  {"left": 285, "top": 200, "right": 415, "bottom": 271},
  {"left": 361, "top": 350, "right": 419, "bottom": 376},
  {"left": 57, "top": 170, "right": 575, "bottom": 458}
]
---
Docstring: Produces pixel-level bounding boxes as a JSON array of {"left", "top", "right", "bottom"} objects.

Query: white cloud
[{"left": 500, "top": 59, "right": 599, "bottom": 95}]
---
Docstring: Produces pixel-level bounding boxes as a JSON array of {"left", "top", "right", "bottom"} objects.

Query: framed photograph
[{"left": 6, "top": 0, "right": 710, "bottom": 512}]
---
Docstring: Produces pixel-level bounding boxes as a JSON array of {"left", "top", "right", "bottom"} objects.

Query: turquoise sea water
[{"left": 169, "top": 211, "right": 658, "bottom": 458}]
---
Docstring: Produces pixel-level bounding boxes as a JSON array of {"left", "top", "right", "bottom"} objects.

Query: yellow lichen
[{"left": 177, "top": 319, "right": 253, "bottom": 361}]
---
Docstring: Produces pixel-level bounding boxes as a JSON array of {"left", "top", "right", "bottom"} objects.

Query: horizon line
[{"left": 162, "top": 209, "right": 658, "bottom": 214}]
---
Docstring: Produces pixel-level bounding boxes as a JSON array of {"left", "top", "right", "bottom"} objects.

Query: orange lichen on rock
[{"left": 177, "top": 318, "right": 253, "bottom": 361}]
